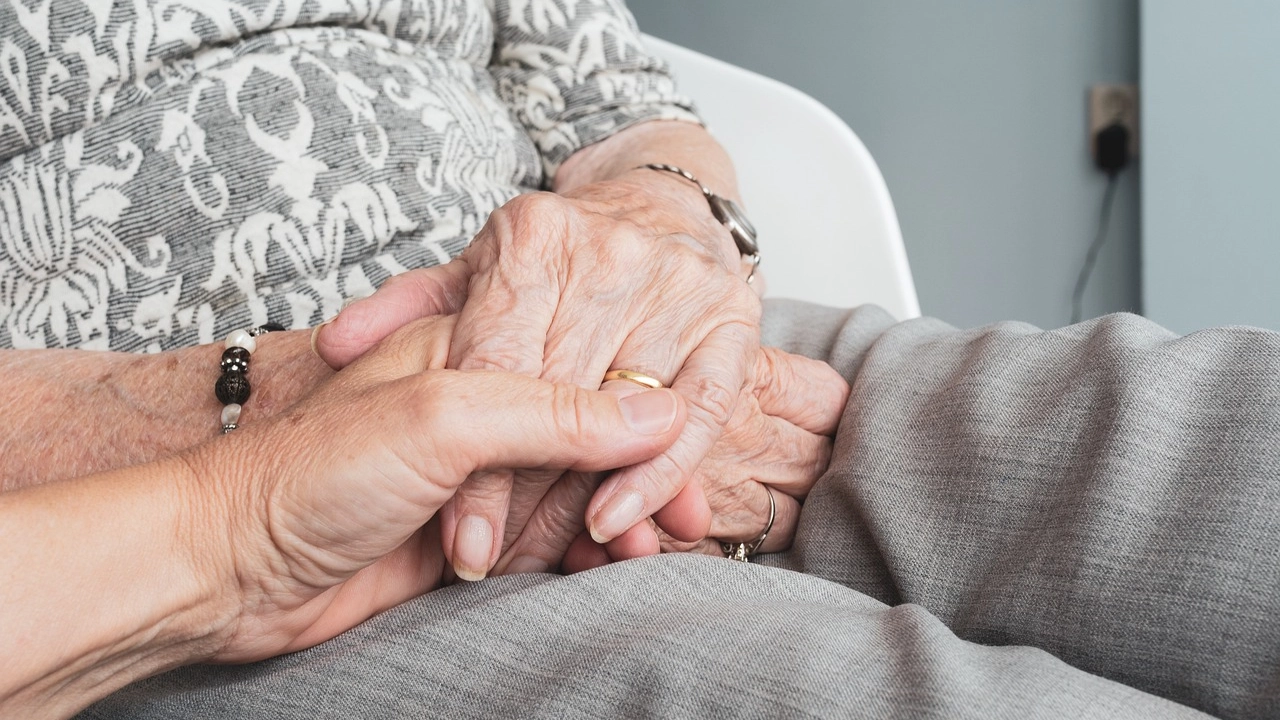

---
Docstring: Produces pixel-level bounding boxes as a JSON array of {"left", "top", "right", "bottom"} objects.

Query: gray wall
[
  {"left": 630, "top": 0, "right": 1139, "bottom": 329},
  {"left": 1141, "top": 1, "right": 1280, "bottom": 333}
]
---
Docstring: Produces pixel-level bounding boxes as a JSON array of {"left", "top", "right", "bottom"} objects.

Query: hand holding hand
[
  {"left": 489, "top": 346, "right": 850, "bottom": 574},
  {"left": 315, "top": 169, "right": 763, "bottom": 580},
  {"left": 199, "top": 315, "right": 687, "bottom": 660}
]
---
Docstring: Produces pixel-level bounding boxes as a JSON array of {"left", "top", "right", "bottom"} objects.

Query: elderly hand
[
  {"left": 489, "top": 346, "right": 849, "bottom": 574},
  {"left": 197, "top": 315, "right": 688, "bottom": 660},
  {"left": 316, "top": 168, "right": 762, "bottom": 580}
]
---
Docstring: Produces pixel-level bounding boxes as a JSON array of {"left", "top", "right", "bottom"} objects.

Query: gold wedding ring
[{"left": 603, "top": 369, "right": 665, "bottom": 390}]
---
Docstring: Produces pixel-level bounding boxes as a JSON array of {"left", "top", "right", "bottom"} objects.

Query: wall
[
  {"left": 1141, "top": 1, "right": 1280, "bottom": 333},
  {"left": 629, "top": 0, "right": 1140, "bottom": 329}
]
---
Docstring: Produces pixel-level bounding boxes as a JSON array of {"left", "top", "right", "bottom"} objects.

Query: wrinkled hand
[
  {"left": 486, "top": 346, "right": 850, "bottom": 574},
  {"left": 315, "top": 170, "right": 762, "bottom": 580},
  {"left": 198, "top": 315, "right": 686, "bottom": 661}
]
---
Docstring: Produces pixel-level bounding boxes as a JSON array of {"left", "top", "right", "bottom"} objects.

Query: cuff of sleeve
[
  {"left": 538, "top": 101, "right": 703, "bottom": 182},
  {"left": 493, "top": 62, "right": 703, "bottom": 182}
]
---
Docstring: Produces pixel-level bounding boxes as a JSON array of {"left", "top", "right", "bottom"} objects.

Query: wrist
[
  {"left": 629, "top": 167, "right": 746, "bottom": 269},
  {"left": 570, "top": 169, "right": 743, "bottom": 269},
  {"left": 0, "top": 458, "right": 241, "bottom": 716},
  {"left": 171, "top": 438, "right": 264, "bottom": 661},
  {"left": 126, "top": 330, "right": 332, "bottom": 445},
  {"left": 219, "top": 330, "right": 335, "bottom": 432}
]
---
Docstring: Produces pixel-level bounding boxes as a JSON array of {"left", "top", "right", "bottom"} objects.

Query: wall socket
[{"left": 1089, "top": 84, "right": 1138, "bottom": 160}]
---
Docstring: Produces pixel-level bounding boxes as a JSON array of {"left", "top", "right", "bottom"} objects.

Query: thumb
[
  {"left": 257, "top": 373, "right": 686, "bottom": 580},
  {"left": 424, "top": 373, "right": 688, "bottom": 479},
  {"left": 313, "top": 261, "right": 472, "bottom": 369}
]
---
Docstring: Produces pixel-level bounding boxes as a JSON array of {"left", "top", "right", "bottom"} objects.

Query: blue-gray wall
[
  {"left": 630, "top": 0, "right": 1139, "bottom": 329},
  {"left": 1141, "top": 1, "right": 1280, "bottom": 333}
]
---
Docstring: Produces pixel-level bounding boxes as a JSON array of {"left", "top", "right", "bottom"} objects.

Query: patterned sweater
[{"left": 0, "top": 0, "right": 698, "bottom": 351}]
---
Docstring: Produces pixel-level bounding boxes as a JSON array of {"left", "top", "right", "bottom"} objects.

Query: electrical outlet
[{"left": 1089, "top": 84, "right": 1138, "bottom": 159}]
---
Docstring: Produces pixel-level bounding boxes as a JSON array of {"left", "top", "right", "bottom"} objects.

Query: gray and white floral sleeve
[
  {"left": 0, "top": 0, "right": 697, "bottom": 352},
  {"left": 489, "top": 0, "right": 700, "bottom": 179}
]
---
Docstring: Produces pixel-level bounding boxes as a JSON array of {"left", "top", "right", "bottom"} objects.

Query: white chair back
[{"left": 642, "top": 34, "right": 921, "bottom": 318}]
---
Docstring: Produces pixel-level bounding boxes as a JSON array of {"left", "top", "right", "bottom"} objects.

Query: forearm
[
  {"left": 0, "top": 458, "right": 237, "bottom": 718},
  {"left": 555, "top": 120, "right": 741, "bottom": 202},
  {"left": 0, "top": 331, "right": 332, "bottom": 490}
]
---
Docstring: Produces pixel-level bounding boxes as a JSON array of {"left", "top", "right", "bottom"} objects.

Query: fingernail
[
  {"left": 589, "top": 490, "right": 645, "bottom": 543},
  {"left": 504, "top": 555, "right": 549, "bottom": 575},
  {"left": 453, "top": 515, "right": 494, "bottom": 582},
  {"left": 309, "top": 319, "right": 334, "bottom": 358},
  {"left": 619, "top": 391, "right": 678, "bottom": 435}
]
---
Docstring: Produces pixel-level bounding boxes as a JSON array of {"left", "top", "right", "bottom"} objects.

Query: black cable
[{"left": 1071, "top": 172, "right": 1120, "bottom": 325}]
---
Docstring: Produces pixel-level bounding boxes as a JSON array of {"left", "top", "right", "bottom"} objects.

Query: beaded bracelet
[{"left": 216, "top": 323, "right": 284, "bottom": 433}]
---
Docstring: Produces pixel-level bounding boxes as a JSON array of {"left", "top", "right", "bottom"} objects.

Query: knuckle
[
  {"left": 549, "top": 384, "right": 593, "bottom": 446},
  {"left": 685, "top": 371, "right": 739, "bottom": 427},
  {"left": 458, "top": 352, "right": 537, "bottom": 376},
  {"left": 728, "top": 280, "right": 763, "bottom": 321},
  {"left": 601, "top": 221, "right": 649, "bottom": 263},
  {"left": 755, "top": 347, "right": 781, "bottom": 389},
  {"left": 404, "top": 377, "right": 452, "bottom": 429},
  {"left": 808, "top": 439, "right": 834, "bottom": 483},
  {"left": 501, "top": 192, "right": 572, "bottom": 241},
  {"left": 453, "top": 330, "right": 543, "bottom": 375},
  {"left": 377, "top": 271, "right": 411, "bottom": 293},
  {"left": 663, "top": 237, "right": 719, "bottom": 277}
]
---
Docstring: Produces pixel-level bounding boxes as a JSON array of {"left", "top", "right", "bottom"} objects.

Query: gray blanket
[{"left": 82, "top": 301, "right": 1280, "bottom": 719}]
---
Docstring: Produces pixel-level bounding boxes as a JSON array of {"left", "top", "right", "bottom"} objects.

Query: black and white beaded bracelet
[{"left": 216, "top": 323, "right": 284, "bottom": 433}]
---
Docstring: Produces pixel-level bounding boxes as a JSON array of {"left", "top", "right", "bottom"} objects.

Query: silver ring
[{"left": 720, "top": 486, "right": 776, "bottom": 563}]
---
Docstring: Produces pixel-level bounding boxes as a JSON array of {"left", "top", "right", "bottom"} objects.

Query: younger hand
[{"left": 197, "top": 316, "right": 687, "bottom": 661}]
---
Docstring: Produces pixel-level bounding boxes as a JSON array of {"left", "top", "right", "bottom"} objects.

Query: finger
[
  {"left": 493, "top": 470, "right": 602, "bottom": 576},
  {"left": 447, "top": 207, "right": 564, "bottom": 376},
  {"left": 716, "top": 410, "right": 835, "bottom": 501},
  {"left": 535, "top": 229, "right": 645, "bottom": 388},
  {"left": 314, "top": 262, "right": 472, "bottom": 369},
  {"left": 707, "top": 483, "right": 803, "bottom": 555},
  {"left": 595, "top": 381, "right": 710, "bottom": 546},
  {"left": 562, "top": 531, "right": 612, "bottom": 574},
  {"left": 755, "top": 346, "right": 850, "bottom": 436},
  {"left": 656, "top": 532, "right": 721, "bottom": 556},
  {"left": 439, "top": 470, "right": 513, "bottom": 582},
  {"left": 334, "top": 315, "right": 456, "bottom": 384},
  {"left": 603, "top": 520, "right": 661, "bottom": 561},
  {"left": 392, "top": 377, "right": 685, "bottom": 495},
  {"left": 498, "top": 470, "right": 562, "bottom": 554},
  {"left": 491, "top": 377, "right": 649, "bottom": 576},
  {"left": 649, "top": 477, "right": 711, "bottom": 546},
  {"left": 537, "top": 230, "right": 703, "bottom": 390},
  {"left": 489, "top": 378, "right": 671, "bottom": 575},
  {"left": 585, "top": 322, "right": 756, "bottom": 544},
  {"left": 421, "top": 384, "right": 685, "bottom": 581}
]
